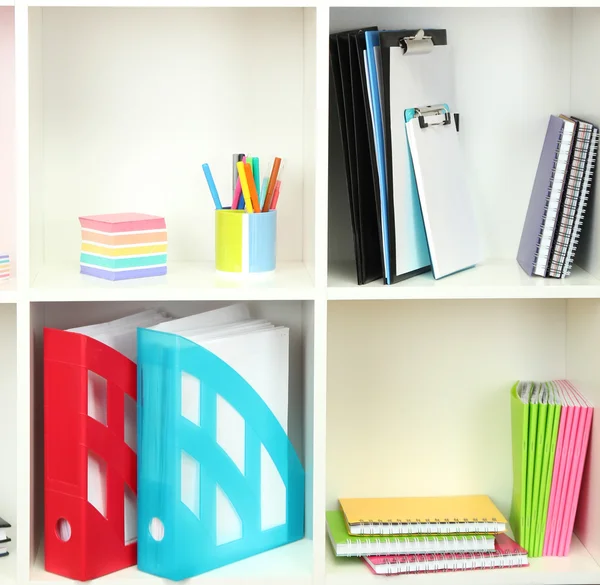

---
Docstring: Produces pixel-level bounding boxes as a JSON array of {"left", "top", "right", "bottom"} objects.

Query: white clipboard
[{"left": 405, "top": 105, "right": 480, "bottom": 279}]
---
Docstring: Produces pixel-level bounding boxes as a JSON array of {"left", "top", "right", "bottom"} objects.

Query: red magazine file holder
[{"left": 44, "top": 328, "right": 138, "bottom": 580}]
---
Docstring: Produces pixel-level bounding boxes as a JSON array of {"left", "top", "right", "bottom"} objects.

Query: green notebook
[
  {"left": 524, "top": 382, "right": 542, "bottom": 552},
  {"left": 325, "top": 511, "right": 495, "bottom": 557},
  {"left": 533, "top": 381, "right": 562, "bottom": 557},
  {"left": 510, "top": 381, "right": 564, "bottom": 557},
  {"left": 530, "top": 383, "right": 548, "bottom": 554},
  {"left": 510, "top": 381, "right": 532, "bottom": 548}
]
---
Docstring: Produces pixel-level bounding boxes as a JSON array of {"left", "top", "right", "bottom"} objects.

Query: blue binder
[
  {"left": 365, "top": 30, "right": 391, "bottom": 284},
  {"left": 137, "top": 328, "right": 305, "bottom": 580}
]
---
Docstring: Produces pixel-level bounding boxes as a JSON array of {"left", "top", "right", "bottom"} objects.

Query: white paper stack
[{"left": 149, "top": 304, "right": 290, "bottom": 545}]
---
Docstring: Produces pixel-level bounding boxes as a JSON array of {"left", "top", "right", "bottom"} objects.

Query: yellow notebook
[{"left": 339, "top": 495, "right": 507, "bottom": 535}]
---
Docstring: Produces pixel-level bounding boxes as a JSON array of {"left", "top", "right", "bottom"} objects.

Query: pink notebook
[
  {"left": 558, "top": 382, "right": 593, "bottom": 555},
  {"left": 544, "top": 381, "right": 593, "bottom": 556},
  {"left": 363, "top": 534, "right": 528, "bottom": 575},
  {"left": 544, "top": 380, "right": 577, "bottom": 555}
]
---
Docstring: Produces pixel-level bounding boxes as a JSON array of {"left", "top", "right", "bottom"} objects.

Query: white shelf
[
  {"left": 328, "top": 259, "right": 600, "bottom": 300},
  {"left": 0, "top": 278, "right": 17, "bottom": 303},
  {"left": 0, "top": 547, "right": 16, "bottom": 585},
  {"left": 26, "top": 0, "right": 312, "bottom": 6},
  {"left": 5, "top": 6, "right": 600, "bottom": 585},
  {"left": 30, "top": 262, "right": 314, "bottom": 301},
  {"left": 325, "top": 536, "right": 600, "bottom": 585},
  {"left": 31, "top": 539, "right": 313, "bottom": 584}
]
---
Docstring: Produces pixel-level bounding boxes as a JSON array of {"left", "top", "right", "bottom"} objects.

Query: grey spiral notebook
[{"left": 518, "top": 115, "right": 575, "bottom": 276}]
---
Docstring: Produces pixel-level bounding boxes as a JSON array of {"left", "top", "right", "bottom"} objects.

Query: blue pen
[
  {"left": 202, "top": 163, "right": 222, "bottom": 209},
  {"left": 259, "top": 177, "right": 268, "bottom": 210}
]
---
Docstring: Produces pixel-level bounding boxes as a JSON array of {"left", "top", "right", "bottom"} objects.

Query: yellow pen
[{"left": 236, "top": 161, "right": 254, "bottom": 213}]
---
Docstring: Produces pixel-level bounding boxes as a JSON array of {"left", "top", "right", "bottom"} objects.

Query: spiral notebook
[
  {"left": 326, "top": 510, "right": 495, "bottom": 556},
  {"left": 547, "top": 119, "right": 593, "bottom": 277},
  {"left": 339, "top": 495, "right": 507, "bottom": 536},
  {"left": 518, "top": 115, "right": 576, "bottom": 276},
  {"left": 363, "top": 534, "right": 528, "bottom": 575},
  {"left": 563, "top": 126, "right": 599, "bottom": 277}
]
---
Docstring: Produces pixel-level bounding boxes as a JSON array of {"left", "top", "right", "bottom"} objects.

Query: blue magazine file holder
[{"left": 137, "top": 328, "right": 305, "bottom": 580}]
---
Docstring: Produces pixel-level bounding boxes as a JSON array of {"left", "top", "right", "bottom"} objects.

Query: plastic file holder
[
  {"left": 137, "top": 328, "right": 305, "bottom": 580},
  {"left": 44, "top": 328, "right": 138, "bottom": 580}
]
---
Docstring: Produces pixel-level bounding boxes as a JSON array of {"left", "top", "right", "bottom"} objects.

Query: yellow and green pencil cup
[{"left": 215, "top": 209, "right": 277, "bottom": 274}]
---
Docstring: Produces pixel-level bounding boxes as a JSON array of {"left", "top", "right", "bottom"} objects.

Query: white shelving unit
[{"left": 0, "top": 2, "right": 598, "bottom": 585}]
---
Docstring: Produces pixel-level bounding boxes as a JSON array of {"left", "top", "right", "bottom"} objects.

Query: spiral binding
[
  {"left": 563, "top": 129, "right": 599, "bottom": 277},
  {"left": 547, "top": 123, "right": 595, "bottom": 278},
  {"left": 353, "top": 516, "right": 505, "bottom": 535},
  {"left": 344, "top": 532, "right": 493, "bottom": 556},
  {"left": 534, "top": 124, "right": 576, "bottom": 276},
  {"left": 374, "top": 545, "right": 528, "bottom": 575}
]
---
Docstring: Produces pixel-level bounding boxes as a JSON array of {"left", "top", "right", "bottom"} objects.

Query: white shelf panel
[
  {"left": 326, "top": 536, "right": 600, "bottom": 585},
  {"left": 27, "top": 0, "right": 312, "bottom": 6},
  {"left": 31, "top": 539, "right": 312, "bottom": 585},
  {"left": 0, "top": 540, "right": 16, "bottom": 584},
  {"left": 328, "top": 259, "right": 600, "bottom": 300},
  {"left": 30, "top": 262, "right": 315, "bottom": 302},
  {"left": 0, "top": 278, "right": 17, "bottom": 303}
]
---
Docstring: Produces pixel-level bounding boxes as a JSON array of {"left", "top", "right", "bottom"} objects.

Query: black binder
[{"left": 330, "top": 27, "right": 382, "bottom": 285}]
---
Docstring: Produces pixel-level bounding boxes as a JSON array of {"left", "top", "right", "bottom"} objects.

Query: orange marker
[
  {"left": 244, "top": 162, "right": 260, "bottom": 212},
  {"left": 262, "top": 157, "right": 282, "bottom": 212},
  {"left": 236, "top": 160, "right": 254, "bottom": 213}
]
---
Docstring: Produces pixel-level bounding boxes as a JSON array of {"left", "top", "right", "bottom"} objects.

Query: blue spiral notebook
[{"left": 137, "top": 305, "right": 305, "bottom": 580}]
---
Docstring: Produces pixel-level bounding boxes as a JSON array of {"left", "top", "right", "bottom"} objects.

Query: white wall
[
  {"left": 0, "top": 8, "right": 15, "bottom": 268},
  {"left": 327, "top": 299, "right": 567, "bottom": 516},
  {"left": 567, "top": 299, "right": 600, "bottom": 559}
]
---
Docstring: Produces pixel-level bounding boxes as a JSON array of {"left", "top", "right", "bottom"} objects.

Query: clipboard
[
  {"left": 378, "top": 29, "right": 450, "bottom": 283},
  {"left": 405, "top": 104, "right": 480, "bottom": 279}
]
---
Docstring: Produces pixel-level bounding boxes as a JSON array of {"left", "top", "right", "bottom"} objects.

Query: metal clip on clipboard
[
  {"left": 400, "top": 29, "right": 434, "bottom": 55},
  {"left": 415, "top": 105, "right": 460, "bottom": 133}
]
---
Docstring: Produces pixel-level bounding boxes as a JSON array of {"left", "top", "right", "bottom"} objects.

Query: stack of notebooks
[
  {"left": 326, "top": 495, "right": 528, "bottom": 576},
  {"left": 518, "top": 115, "right": 598, "bottom": 278},
  {"left": 79, "top": 213, "right": 168, "bottom": 281},
  {"left": 330, "top": 27, "right": 479, "bottom": 285},
  {"left": 0, "top": 517, "right": 11, "bottom": 558},
  {"left": 511, "top": 380, "right": 593, "bottom": 556}
]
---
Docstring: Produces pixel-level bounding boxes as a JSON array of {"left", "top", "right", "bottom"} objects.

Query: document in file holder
[{"left": 405, "top": 105, "right": 480, "bottom": 279}]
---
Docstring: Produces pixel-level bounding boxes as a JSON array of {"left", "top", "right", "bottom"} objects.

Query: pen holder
[{"left": 215, "top": 209, "right": 276, "bottom": 274}]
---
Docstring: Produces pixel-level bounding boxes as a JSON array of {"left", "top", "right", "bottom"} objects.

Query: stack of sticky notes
[
  {"left": 326, "top": 495, "right": 526, "bottom": 576},
  {"left": 79, "top": 213, "right": 167, "bottom": 281},
  {"left": 510, "top": 380, "right": 593, "bottom": 557},
  {"left": 0, "top": 254, "right": 10, "bottom": 281}
]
